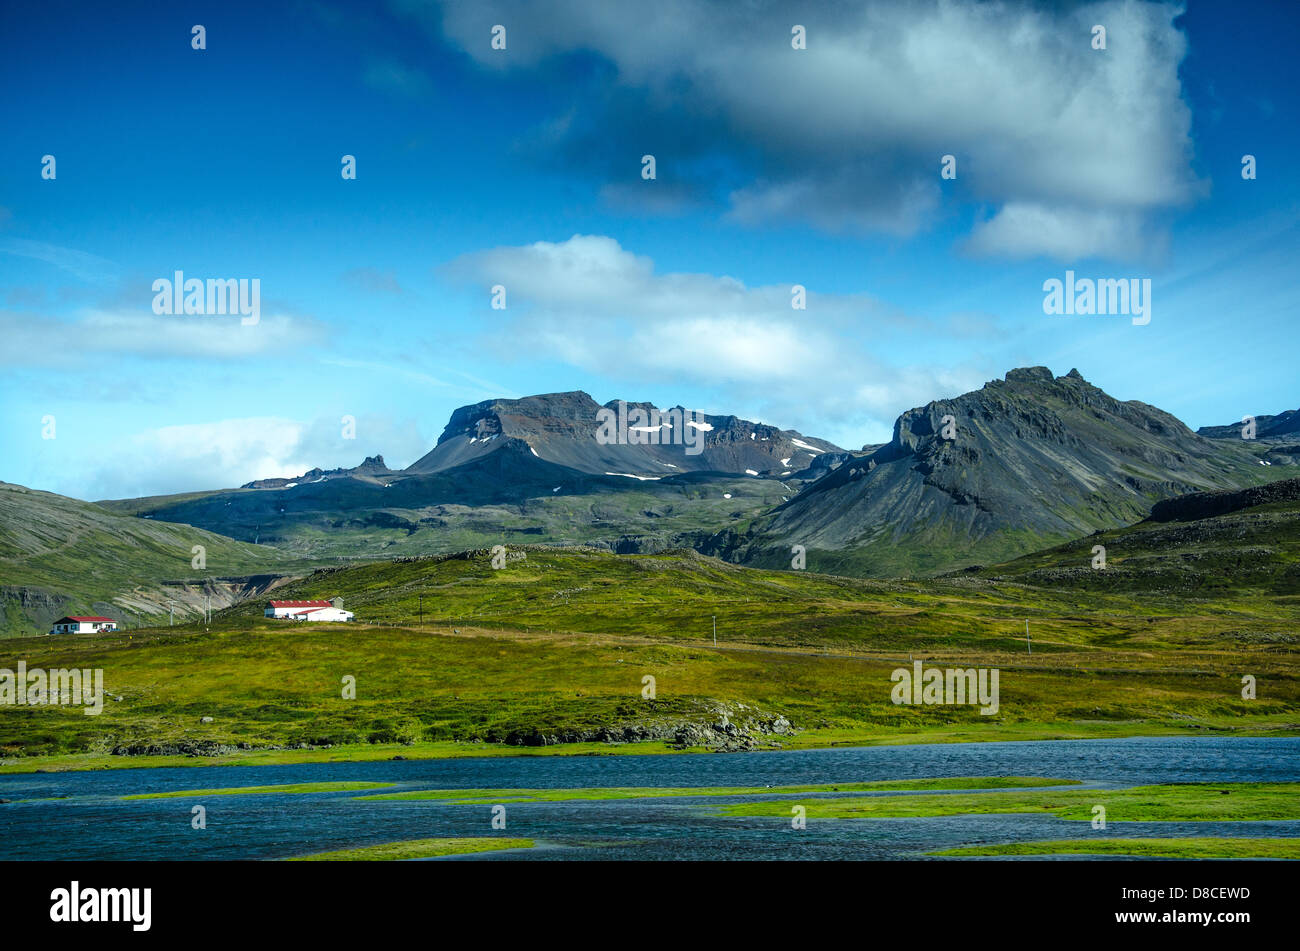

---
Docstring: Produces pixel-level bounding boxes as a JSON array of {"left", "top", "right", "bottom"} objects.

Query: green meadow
[{"left": 0, "top": 548, "right": 1295, "bottom": 771}]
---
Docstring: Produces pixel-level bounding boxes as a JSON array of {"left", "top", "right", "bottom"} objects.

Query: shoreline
[{"left": 4, "top": 721, "right": 1296, "bottom": 776}]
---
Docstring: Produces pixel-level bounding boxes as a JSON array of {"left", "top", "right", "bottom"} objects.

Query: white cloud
[
  {"left": 410, "top": 0, "right": 1201, "bottom": 260},
  {"left": 0, "top": 308, "right": 320, "bottom": 365},
  {"left": 150, "top": 417, "right": 307, "bottom": 482},
  {"left": 964, "top": 203, "right": 1157, "bottom": 261},
  {"left": 447, "top": 234, "right": 991, "bottom": 441},
  {"left": 83, "top": 414, "right": 430, "bottom": 500},
  {"left": 728, "top": 173, "right": 939, "bottom": 237},
  {"left": 77, "top": 417, "right": 314, "bottom": 501}
]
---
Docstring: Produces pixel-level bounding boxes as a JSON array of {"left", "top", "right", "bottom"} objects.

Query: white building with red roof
[
  {"left": 265, "top": 598, "right": 354, "bottom": 622},
  {"left": 50, "top": 616, "right": 118, "bottom": 635}
]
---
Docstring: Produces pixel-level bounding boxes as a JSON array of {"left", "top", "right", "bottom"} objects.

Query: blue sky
[{"left": 1, "top": 0, "right": 1296, "bottom": 500}]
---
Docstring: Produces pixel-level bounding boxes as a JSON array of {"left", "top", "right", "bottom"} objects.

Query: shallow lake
[{"left": 2, "top": 736, "right": 1296, "bottom": 860}]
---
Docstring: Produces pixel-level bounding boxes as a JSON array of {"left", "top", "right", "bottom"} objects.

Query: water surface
[{"left": 1, "top": 737, "right": 1294, "bottom": 860}]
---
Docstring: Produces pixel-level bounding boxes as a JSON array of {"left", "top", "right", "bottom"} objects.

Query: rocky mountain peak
[
  {"left": 240, "top": 455, "right": 392, "bottom": 489},
  {"left": 435, "top": 392, "right": 601, "bottom": 446},
  {"left": 1004, "top": 366, "right": 1055, "bottom": 384},
  {"left": 748, "top": 366, "right": 1280, "bottom": 577},
  {"left": 409, "top": 391, "right": 842, "bottom": 477}
]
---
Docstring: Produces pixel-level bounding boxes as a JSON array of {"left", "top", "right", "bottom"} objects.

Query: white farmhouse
[
  {"left": 265, "top": 598, "right": 354, "bottom": 622},
  {"left": 50, "top": 615, "right": 118, "bottom": 635}
]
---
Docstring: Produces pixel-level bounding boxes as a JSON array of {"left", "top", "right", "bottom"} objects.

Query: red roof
[
  {"left": 269, "top": 600, "right": 333, "bottom": 608},
  {"left": 59, "top": 616, "right": 116, "bottom": 623}
]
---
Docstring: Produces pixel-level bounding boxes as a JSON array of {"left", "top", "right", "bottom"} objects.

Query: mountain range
[
  {"left": 1197, "top": 408, "right": 1300, "bottom": 465},
  {"left": 94, "top": 394, "right": 846, "bottom": 560},
  {"left": 407, "top": 391, "right": 843, "bottom": 477},
  {"left": 1, "top": 366, "right": 1293, "bottom": 635}
]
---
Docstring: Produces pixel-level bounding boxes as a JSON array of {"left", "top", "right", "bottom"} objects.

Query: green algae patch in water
[
  {"left": 932, "top": 838, "right": 1300, "bottom": 860},
  {"left": 286, "top": 837, "right": 534, "bottom": 861},
  {"left": 355, "top": 775, "right": 1079, "bottom": 804},
  {"left": 717, "top": 782, "right": 1300, "bottom": 822},
  {"left": 123, "top": 781, "right": 395, "bottom": 800}
]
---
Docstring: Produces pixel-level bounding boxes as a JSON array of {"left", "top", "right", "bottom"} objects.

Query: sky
[{"left": 1, "top": 0, "right": 1297, "bottom": 501}]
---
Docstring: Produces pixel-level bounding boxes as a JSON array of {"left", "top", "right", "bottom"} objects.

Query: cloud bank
[
  {"left": 405, "top": 0, "right": 1200, "bottom": 260},
  {"left": 83, "top": 414, "right": 429, "bottom": 500},
  {"left": 446, "top": 233, "right": 990, "bottom": 444}
]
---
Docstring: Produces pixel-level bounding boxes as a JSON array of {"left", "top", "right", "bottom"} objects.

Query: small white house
[
  {"left": 265, "top": 598, "right": 354, "bottom": 622},
  {"left": 50, "top": 616, "right": 118, "bottom": 635}
]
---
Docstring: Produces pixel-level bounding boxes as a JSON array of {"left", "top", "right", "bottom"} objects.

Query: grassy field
[
  {"left": 715, "top": 782, "right": 1300, "bottom": 821},
  {"left": 218, "top": 544, "right": 1300, "bottom": 659},
  {"left": 286, "top": 837, "right": 534, "bottom": 861},
  {"left": 1, "top": 547, "right": 1295, "bottom": 770},
  {"left": 931, "top": 838, "right": 1300, "bottom": 859}
]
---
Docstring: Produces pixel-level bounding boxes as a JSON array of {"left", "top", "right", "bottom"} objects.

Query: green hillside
[
  {"left": 97, "top": 473, "right": 792, "bottom": 560},
  {"left": 969, "top": 477, "right": 1300, "bottom": 599},
  {"left": 2, "top": 546, "right": 1295, "bottom": 766},
  {"left": 0, "top": 481, "right": 307, "bottom": 637},
  {"left": 230, "top": 544, "right": 1300, "bottom": 655}
]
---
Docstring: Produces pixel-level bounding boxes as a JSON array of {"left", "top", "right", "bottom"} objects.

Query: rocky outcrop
[
  {"left": 91, "top": 699, "right": 796, "bottom": 759},
  {"left": 107, "top": 739, "right": 319, "bottom": 757},
  {"left": 1148, "top": 477, "right": 1300, "bottom": 522},
  {"left": 0, "top": 586, "right": 71, "bottom": 636},
  {"left": 242, "top": 455, "right": 392, "bottom": 489},
  {"left": 500, "top": 700, "right": 795, "bottom": 752}
]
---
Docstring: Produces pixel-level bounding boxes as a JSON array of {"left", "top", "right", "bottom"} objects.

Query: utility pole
[
  {"left": 165, "top": 599, "right": 176, "bottom": 626},
  {"left": 1026, "top": 619, "right": 1031, "bottom": 655},
  {"left": 712, "top": 615, "right": 717, "bottom": 647},
  {"left": 418, "top": 594, "right": 424, "bottom": 629}
]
